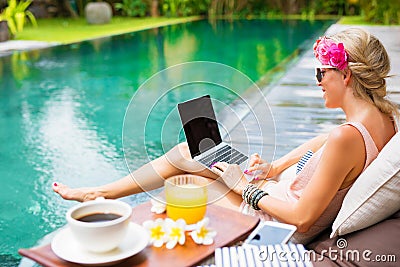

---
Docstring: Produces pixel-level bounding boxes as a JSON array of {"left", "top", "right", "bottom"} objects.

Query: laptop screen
[{"left": 177, "top": 95, "right": 222, "bottom": 157}]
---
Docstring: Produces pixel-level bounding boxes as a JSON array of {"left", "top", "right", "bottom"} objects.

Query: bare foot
[{"left": 52, "top": 182, "right": 97, "bottom": 202}]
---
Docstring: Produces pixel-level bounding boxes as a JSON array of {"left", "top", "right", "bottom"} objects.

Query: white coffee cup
[{"left": 66, "top": 197, "right": 132, "bottom": 253}]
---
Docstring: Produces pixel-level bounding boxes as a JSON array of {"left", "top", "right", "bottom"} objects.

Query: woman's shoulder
[
  {"left": 323, "top": 125, "right": 367, "bottom": 182},
  {"left": 327, "top": 123, "right": 365, "bottom": 147},
  {"left": 322, "top": 124, "right": 368, "bottom": 165}
]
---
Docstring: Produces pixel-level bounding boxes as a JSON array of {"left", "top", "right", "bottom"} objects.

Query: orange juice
[{"left": 165, "top": 180, "right": 208, "bottom": 225}]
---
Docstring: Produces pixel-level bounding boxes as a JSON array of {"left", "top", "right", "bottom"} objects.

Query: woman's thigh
[
  {"left": 203, "top": 177, "right": 243, "bottom": 211},
  {"left": 166, "top": 142, "right": 219, "bottom": 179}
]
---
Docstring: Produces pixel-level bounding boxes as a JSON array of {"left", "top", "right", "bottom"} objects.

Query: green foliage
[
  {"left": 1, "top": 0, "right": 392, "bottom": 25},
  {"left": 115, "top": 0, "right": 148, "bottom": 17},
  {"left": 209, "top": 0, "right": 351, "bottom": 17},
  {"left": 359, "top": 0, "right": 400, "bottom": 24},
  {"left": 316, "top": 0, "right": 346, "bottom": 15},
  {"left": 161, "top": 0, "right": 210, "bottom": 17},
  {"left": 300, "top": 0, "right": 349, "bottom": 16},
  {"left": 0, "top": 0, "right": 37, "bottom": 36}
]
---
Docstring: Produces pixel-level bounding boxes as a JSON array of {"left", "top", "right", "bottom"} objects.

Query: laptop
[{"left": 177, "top": 95, "right": 250, "bottom": 176}]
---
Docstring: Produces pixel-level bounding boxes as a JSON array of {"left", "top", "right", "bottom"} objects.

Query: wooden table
[{"left": 19, "top": 202, "right": 259, "bottom": 267}]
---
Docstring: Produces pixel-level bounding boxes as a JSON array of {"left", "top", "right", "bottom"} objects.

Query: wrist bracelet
[
  {"left": 245, "top": 186, "right": 258, "bottom": 205},
  {"left": 242, "top": 184, "right": 253, "bottom": 200},
  {"left": 243, "top": 184, "right": 256, "bottom": 203},
  {"left": 250, "top": 189, "right": 263, "bottom": 209},
  {"left": 252, "top": 191, "right": 268, "bottom": 210}
]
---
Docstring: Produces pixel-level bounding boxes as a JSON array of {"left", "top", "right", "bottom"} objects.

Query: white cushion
[{"left": 330, "top": 132, "right": 400, "bottom": 237}]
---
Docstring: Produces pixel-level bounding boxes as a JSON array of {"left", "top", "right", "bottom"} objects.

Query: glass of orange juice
[{"left": 165, "top": 175, "right": 208, "bottom": 225}]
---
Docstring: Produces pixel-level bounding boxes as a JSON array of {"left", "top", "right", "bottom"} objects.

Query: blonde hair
[{"left": 329, "top": 28, "right": 399, "bottom": 117}]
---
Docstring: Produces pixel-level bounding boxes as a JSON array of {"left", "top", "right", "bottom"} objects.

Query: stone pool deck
[
  {"left": 226, "top": 24, "right": 400, "bottom": 159},
  {"left": 0, "top": 40, "right": 59, "bottom": 56}
]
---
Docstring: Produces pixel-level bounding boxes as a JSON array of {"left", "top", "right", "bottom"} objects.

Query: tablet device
[{"left": 243, "top": 221, "right": 297, "bottom": 247}]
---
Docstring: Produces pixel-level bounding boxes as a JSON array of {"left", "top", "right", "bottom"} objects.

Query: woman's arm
[
  {"left": 257, "top": 126, "right": 365, "bottom": 232},
  {"left": 270, "top": 133, "right": 328, "bottom": 175},
  {"left": 247, "top": 133, "right": 329, "bottom": 179}
]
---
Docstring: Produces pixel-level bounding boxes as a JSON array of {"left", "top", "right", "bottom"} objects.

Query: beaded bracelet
[
  {"left": 246, "top": 187, "right": 260, "bottom": 205},
  {"left": 250, "top": 189, "right": 264, "bottom": 209},
  {"left": 242, "top": 184, "right": 268, "bottom": 210},
  {"left": 245, "top": 186, "right": 258, "bottom": 205},
  {"left": 252, "top": 190, "right": 268, "bottom": 210},
  {"left": 242, "top": 184, "right": 250, "bottom": 201},
  {"left": 242, "top": 184, "right": 256, "bottom": 203},
  {"left": 242, "top": 184, "right": 254, "bottom": 200},
  {"left": 242, "top": 185, "right": 250, "bottom": 203}
]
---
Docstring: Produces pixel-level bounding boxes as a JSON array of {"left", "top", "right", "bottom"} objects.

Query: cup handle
[{"left": 95, "top": 197, "right": 106, "bottom": 201}]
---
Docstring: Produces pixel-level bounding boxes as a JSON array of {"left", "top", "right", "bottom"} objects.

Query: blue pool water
[{"left": 0, "top": 19, "right": 333, "bottom": 264}]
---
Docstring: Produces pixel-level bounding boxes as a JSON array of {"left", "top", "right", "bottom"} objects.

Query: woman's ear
[{"left": 343, "top": 69, "right": 351, "bottom": 86}]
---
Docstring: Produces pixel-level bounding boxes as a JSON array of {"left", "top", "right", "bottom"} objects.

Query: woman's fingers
[
  {"left": 211, "top": 162, "right": 229, "bottom": 172},
  {"left": 251, "top": 153, "right": 259, "bottom": 158},
  {"left": 245, "top": 162, "right": 272, "bottom": 180},
  {"left": 211, "top": 162, "right": 246, "bottom": 195},
  {"left": 248, "top": 153, "right": 261, "bottom": 166},
  {"left": 246, "top": 163, "right": 264, "bottom": 173},
  {"left": 210, "top": 164, "right": 223, "bottom": 176}
]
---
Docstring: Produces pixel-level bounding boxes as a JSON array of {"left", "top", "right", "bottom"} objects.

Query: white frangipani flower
[
  {"left": 164, "top": 218, "right": 186, "bottom": 249},
  {"left": 190, "top": 217, "right": 216, "bottom": 245},
  {"left": 150, "top": 198, "right": 166, "bottom": 214},
  {"left": 143, "top": 218, "right": 166, "bottom": 247}
]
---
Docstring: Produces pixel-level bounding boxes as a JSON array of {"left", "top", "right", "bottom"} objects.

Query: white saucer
[{"left": 51, "top": 222, "right": 149, "bottom": 266}]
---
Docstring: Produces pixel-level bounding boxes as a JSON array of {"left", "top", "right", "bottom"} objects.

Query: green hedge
[
  {"left": 360, "top": 0, "right": 400, "bottom": 24},
  {"left": 68, "top": 0, "right": 400, "bottom": 24}
]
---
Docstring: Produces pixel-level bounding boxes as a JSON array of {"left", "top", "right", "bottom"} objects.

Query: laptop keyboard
[{"left": 199, "top": 145, "right": 248, "bottom": 168}]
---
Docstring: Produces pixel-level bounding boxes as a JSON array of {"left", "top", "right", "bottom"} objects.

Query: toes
[
  {"left": 52, "top": 182, "right": 73, "bottom": 200},
  {"left": 52, "top": 182, "right": 67, "bottom": 192},
  {"left": 52, "top": 182, "right": 60, "bottom": 192}
]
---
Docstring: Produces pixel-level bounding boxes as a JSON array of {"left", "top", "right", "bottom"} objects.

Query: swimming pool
[{"left": 0, "top": 19, "right": 333, "bottom": 264}]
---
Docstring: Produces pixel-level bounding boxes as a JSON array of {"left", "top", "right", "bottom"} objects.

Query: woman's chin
[
  {"left": 324, "top": 102, "right": 339, "bottom": 109},
  {"left": 323, "top": 100, "right": 333, "bottom": 108}
]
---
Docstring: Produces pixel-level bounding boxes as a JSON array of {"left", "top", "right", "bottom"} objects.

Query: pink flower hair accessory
[{"left": 313, "top": 37, "right": 348, "bottom": 70}]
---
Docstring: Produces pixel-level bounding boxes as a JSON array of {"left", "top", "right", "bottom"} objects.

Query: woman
[{"left": 53, "top": 28, "right": 398, "bottom": 243}]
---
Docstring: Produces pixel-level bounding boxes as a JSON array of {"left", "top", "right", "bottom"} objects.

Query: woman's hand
[
  {"left": 245, "top": 153, "right": 274, "bottom": 180},
  {"left": 211, "top": 162, "right": 247, "bottom": 195},
  {"left": 248, "top": 153, "right": 265, "bottom": 166}
]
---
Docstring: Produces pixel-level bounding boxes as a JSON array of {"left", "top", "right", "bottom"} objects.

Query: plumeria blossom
[
  {"left": 190, "top": 217, "right": 217, "bottom": 245},
  {"left": 143, "top": 217, "right": 217, "bottom": 248},
  {"left": 164, "top": 218, "right": 186, "bottom": 249},
  {"left": 143, "top": 218, "right": 166, "bottom": 247},
  {"left": 313, "top": 36, "right": 348, "bottom": 70},
  {"left": 150, "top": 198, "right": 166, "bottom": 214}
]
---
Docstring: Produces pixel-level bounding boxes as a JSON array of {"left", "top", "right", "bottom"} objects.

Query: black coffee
[{"left": 77, "top": 213, "right": 122, "bottom": 223}]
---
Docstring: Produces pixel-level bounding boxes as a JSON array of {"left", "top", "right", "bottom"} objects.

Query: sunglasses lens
[{"left": 316, "top": 68, "right": 322, "bottom": 82}]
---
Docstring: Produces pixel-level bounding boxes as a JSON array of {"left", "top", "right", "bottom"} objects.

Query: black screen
[{"left": 177, "top": 95, "right": 222, "bottom": 157}]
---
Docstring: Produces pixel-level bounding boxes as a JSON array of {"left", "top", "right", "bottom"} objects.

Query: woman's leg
[
  {"left": 53, "top": 143, "right": 222, "bottom": 202},
  {"left": 203, "top": 177, "right": 244, "bottom": 211}
]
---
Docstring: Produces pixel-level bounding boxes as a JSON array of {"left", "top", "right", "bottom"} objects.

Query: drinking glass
[{"left": 165, "top": 175, "right": 208, "bottom": 225}]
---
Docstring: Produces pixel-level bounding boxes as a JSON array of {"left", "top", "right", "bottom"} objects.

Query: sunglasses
[{"left": 315, "top": 66, "right": 336, "bottom": 83}]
